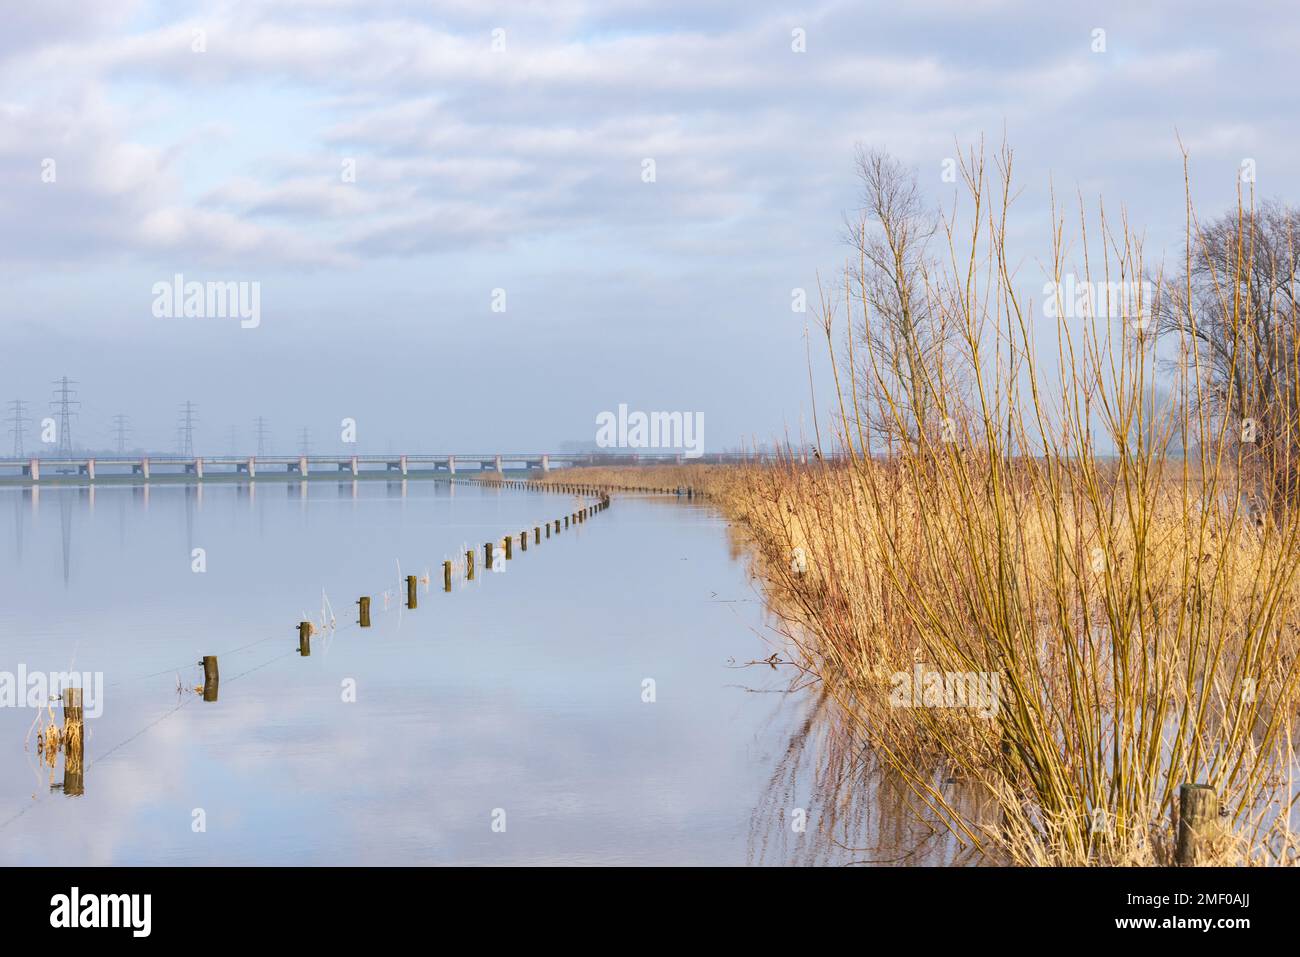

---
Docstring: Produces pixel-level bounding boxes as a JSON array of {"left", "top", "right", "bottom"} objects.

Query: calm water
[{"left": 0, "top": 479, "right": 954, "bottom": 865}]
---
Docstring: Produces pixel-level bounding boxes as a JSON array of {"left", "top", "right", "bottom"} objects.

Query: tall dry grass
[{"left": 557, "top": 143, "right": 1300, "bottom": 865}]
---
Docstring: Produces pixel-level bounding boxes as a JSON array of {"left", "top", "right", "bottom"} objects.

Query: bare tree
[
  {"left": 1155, "top": 199, "right": 1300, "bottom": 502},
  {"left": 844, "top": 147, "right": 949, "bottom": 448}
]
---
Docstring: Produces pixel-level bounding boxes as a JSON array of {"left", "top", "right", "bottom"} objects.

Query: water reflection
[
  {"left": 746, "top": 686, "right": 989, "bottom": 866},
  {"left": 1, "top": 480, "right": 948, "bottom": 865}
]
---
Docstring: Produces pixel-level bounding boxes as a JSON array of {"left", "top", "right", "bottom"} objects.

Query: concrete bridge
[{"left": 0, "top": 450, "right": 769, "bottom": 483}]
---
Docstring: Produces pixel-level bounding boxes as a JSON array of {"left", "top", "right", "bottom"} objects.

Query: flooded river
[{"left": 0, "top": 478, "right": 954, "bottom": 865}]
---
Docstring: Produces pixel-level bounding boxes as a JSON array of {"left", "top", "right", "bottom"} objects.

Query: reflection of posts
[
  {"left": 202, "top": 655, "right": 219, "bottom": 702},
  {"left": 62, "top": 687, "right": 84, "bottom": 797}
]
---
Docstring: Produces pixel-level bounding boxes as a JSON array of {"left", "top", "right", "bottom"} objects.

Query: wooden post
[
  {"left": 202, "top": 656, "right": 219, "bottom": 701},
  {"left": 1176, "top": 784, "right": 1220, "bottom": 865},
  {"left": 298, "top": 620, "right": 312, "bottom": 656},
  {"left": 466, "top": 549, "right": 476, "bottom": 580},
  {"left": 444, "top": 560, "right": 453, "bottom": 592},
  {"left": 520, "top": 530, "right": 527, "bottom": 552},
  {"left": 358, "top": 596, "right": 371, "bottom": 628},
  {"left": 565, "top": 516, "right": 569, "bottom": 528},
  {"left": 545, "top": 523, "right": 550, "bottom": 538},
  {"left": 63, "top": 687, "right": 83, "bottom": 723},
  {"left": 62, "top": 687, "right": 84, "bottom": 796},
  {"left": 406, "top": 574, "right": 418, "bottom": 609},
  {"left": 485, "top": 541, "right": 494, "bottom": 570},
  {"left": 505, "top": 535, "right": 513, "bottom": 560},
  {"left": 534, "top": 526, "right": 540, "bottom": 544}
]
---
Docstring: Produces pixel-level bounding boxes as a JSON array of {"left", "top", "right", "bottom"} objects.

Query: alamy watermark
[
  {"left": 1042, "top": 275, "right": 1153, "bottom": 330},
  {"left": 152, "top": 274, "right": 261, "bottom": 329},
  {"left": 0, "top": 666, "right": 103, "bottom": 717},
  {"left": 595, "top": 404, "right": 704, "bottom": 458},
  {"left": 889, "top": 664, "right": 999, "bottom": 718}
]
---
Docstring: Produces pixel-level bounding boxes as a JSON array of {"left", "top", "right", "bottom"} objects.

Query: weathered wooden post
[
  {"left": 406, "top": 574, "right": 418, "bottom": 609},
  {"left": 358, "top": 596, "right": 371, "bottom": 628},
  {"left": 485, "top": 541, "right": 494, "bottom": 569},
  {"left": 534, "top": 526, "right": 541, "bottom": 544},
  {"left": 565, "top": 516, "right": 569, "bottom": 528},
  {"left": 63, "top": 686, "right": 83, "bottom": 723},
  {"left": 443, "top": 560, "right": 453, "bottom": 592},
  {"left": 545, "top": 523, "right": 551, "bottom": 538},
  {"left": 466, "top": 549, "right": 476, "bottom": 580},
  {"left": 202, "top": 656, "right": 220, "bottom": 701},
  {"left": 1176, "top": 784, "right": 1220, "bottom": 865},
  {"left": 62, "top": 687, "right": 84, "bottom": 796},
  {"left": 298, "top": 620, "right": 312, "bottom": 656},
  {"left": 520, "top": 530, "right": 527, "bottom": 552},
  {"left": 504, "top": 535, "right": 513, "bottom": 560}
]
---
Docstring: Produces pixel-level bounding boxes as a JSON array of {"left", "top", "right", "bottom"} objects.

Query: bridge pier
[
  {"left": 132, "top": 458, "right": 150, "bottom": 479},
  {"left": 290, "top": 456, "right": 309, "bottom": 476},
  {"left": 340, "top": 456, "right": 358, "bottom": 476},
  {"left": 23, "top": 458, "right": 39, "bottom": 481},
  {"left": 78, "top": 459, "right": 96, "bottom": 480},
  {"left": 447, "top": 455, "right": 456, "bottom": 475}
]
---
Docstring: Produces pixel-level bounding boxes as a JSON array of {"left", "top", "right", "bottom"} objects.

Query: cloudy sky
[{"left": 0, "top": 0, "right": 1293, "bottom": 455}]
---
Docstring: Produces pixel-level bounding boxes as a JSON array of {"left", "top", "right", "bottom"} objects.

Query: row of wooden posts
[
  {"left": 51, "top": 478, "right": 622, "bottom": 797},
  {"left": 294, "top": 482, "right": 612, "bottom": 657},
  {"left": 195, "top": 479, "right": 615, "bottom": 701}
]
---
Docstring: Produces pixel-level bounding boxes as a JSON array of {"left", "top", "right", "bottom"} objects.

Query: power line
[
  {"left": 49, "top": 377, "right": 79, "bottom": 455},
  {"left": 254, "top": 416, "right": 270, "bottom": 457},
  {"left": 6, "top": 399, "right": 29, "bottom": 457},
  {"left": 111, "top": 414, "right": 131, "bottom": 455},
  {"left": 177, "top": 401, "right": 198, "bottom": 456}
]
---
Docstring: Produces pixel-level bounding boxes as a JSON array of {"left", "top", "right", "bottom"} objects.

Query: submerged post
[
  {"left": 358, "top": 596, "right": 371, "bottom": 628},
  {"left": 62, "top": 687, "right": 84, "bottom": 796},
  {"left": 202, "top": 656, "right": 219, "bottom": 701},
  {"left": 466, "top": 549, "right": 476, "bottom": 580},
  {"left": 298, "top": 621, "right": 312, "bottom": 656},
  {"left": 505, "top": 535, "right": 513, "bottom": 559},
  {"left": 1176, "top": 784, "right": 1220, "bottom": 865},
  {"left": 444, "top": 560, "right": 453, "bottom": 592},
  {"left": 520, "top": 530, "right": 527, "bottom": 552},
  {"left": 406, "top": 575, "right": 418, "bottom": 609},
  {"left": 485, "top": 541, "right": 494, "bottom": 570},
  {"left": 534, "top": 526, "right": 540, "bottom": 544},
  {"left": 63, "top": 686, "right": 83, "bottom": 723}
]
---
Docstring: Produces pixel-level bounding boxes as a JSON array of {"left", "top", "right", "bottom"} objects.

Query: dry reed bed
[
  {"left": 548, "top": 141, "right": 1300, "bottom": 864},
  {"left": 556, "top": 458, "right": 1300, "bottom": 865}
]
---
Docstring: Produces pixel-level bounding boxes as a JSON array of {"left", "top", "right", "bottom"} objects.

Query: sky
[{"left": 0, "top": 0, "right": 1295, "bottom": 455}]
